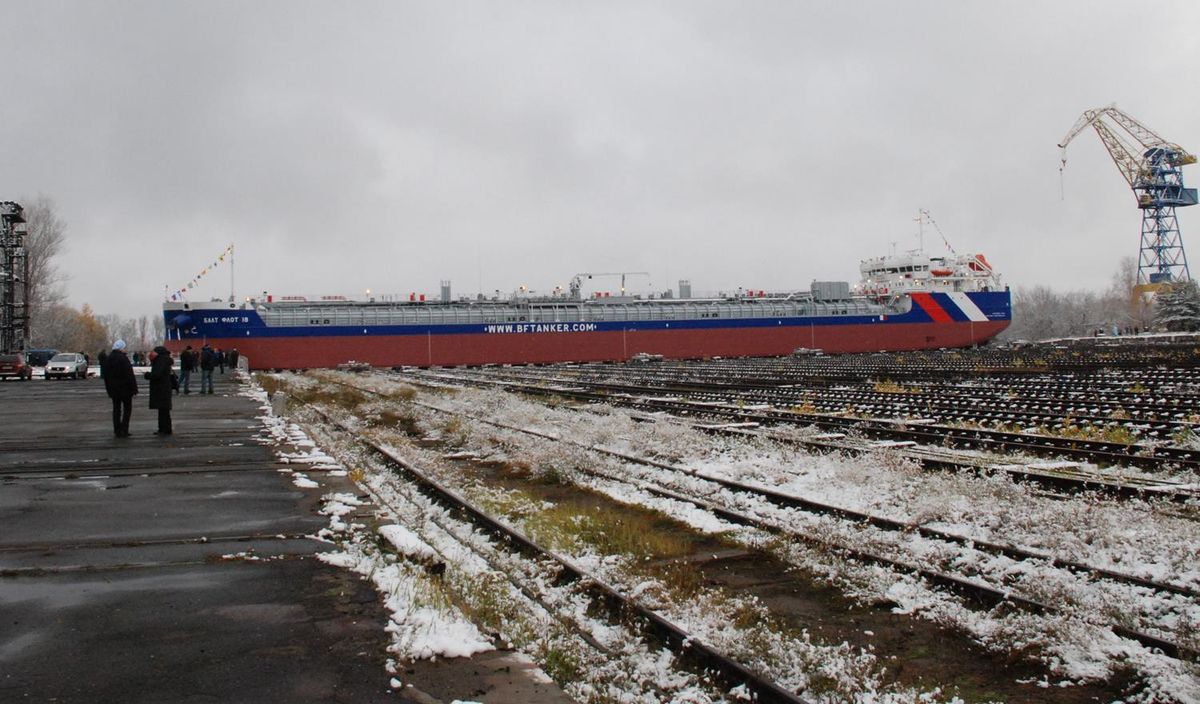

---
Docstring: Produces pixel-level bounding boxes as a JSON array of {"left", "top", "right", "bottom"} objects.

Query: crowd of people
[
  {"left": 96, "top": 346, "right": 239, "bottom": 373},
  {"left": 100, "top": 342, "right": 240, "bottom": 438}
]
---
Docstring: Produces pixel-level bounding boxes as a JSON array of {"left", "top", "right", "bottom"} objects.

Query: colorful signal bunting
[{"left": 167, "top": 244, "right": 234, "bottom": 301}]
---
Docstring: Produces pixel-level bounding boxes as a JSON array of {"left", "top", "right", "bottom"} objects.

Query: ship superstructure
[{"left": 858, "top": 250, "right": 1000, "bottom": 296}]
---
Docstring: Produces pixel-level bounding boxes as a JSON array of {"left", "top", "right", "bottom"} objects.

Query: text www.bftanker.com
[{"left": 484, "top": 323, "right": 599, "bottom": 334}]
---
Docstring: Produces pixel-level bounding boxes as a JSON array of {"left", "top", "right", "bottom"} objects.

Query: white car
[{"left": 45, "top": 352, "right": 89, "bottom": 380}]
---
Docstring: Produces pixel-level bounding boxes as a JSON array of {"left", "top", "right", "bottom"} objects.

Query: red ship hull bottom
[{"left": 169, "top": 321, "right": 1010, "bottom": 370}]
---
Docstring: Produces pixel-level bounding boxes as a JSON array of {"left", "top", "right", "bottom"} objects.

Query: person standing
[
  {"left": 102, "top": 340, "right": 137, "bottom": 438},
  {"left": 216, "top": 347, "right": 225, "bottom": 374},
  {"left": 228, "top": 348, "right": 240, "bottom": 371},
  {"left": 199, "top": 344, "right": 216, "bottom": 394},
  {"left": 145, "top": 346, "right": 174, "bottom": 435},
  {"left": 179, "top": 345, "right": 195, "bottom": 394},
  {"left": 98, "top": 349, "right": 108, "bottom": 379}
]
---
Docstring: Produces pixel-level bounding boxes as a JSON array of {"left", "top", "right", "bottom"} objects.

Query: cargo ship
[{"left": 162, "top": 251, "right": 1010, "bottom": 369}]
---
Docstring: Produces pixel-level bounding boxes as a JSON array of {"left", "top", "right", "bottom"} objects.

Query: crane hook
[{"left": 1059, "top": 157, "right": 1067, "bottom": 201}]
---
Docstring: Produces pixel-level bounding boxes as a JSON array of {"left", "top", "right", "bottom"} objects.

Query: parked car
[
  {"left": 0, "top": 353, "right": 33, "bottom": 381},
  {"left": 25, "top": 348, "right": 58, "bottom": 368},
  {"left": 45, "top": 352, "right": 89, "bottom": 380}
]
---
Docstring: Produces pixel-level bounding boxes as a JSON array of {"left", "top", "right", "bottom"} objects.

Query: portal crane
[
  {"left": 1058, "top": 104, "right": 1196, "bottom": 287},
  {"left": 568, "top": 271, "right": 650, "bottom": 300}
]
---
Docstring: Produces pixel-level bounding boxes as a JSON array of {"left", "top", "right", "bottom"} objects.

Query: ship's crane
[
  {"left": 1058, "top": 104, "right": 1197, "bottom": 288},
  {"left": 568, "top": 271, "right": 650, "bottom": 300}
]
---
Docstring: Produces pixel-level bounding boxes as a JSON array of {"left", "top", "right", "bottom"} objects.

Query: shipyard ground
[{"left": 0, "top": 373, "right": 570, "bottom": 704}]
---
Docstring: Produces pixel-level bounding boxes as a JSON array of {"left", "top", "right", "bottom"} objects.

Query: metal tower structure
[
  {"left": 0, "top": 201, "right": 29, "bottom": 353},
  {"left": 1058, "top": 104, "right": 1197, "bottom": 287}
]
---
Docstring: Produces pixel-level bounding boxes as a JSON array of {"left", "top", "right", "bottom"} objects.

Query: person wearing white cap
[{"left": 102, "top": 340, "right": 138, "bottom": 438}]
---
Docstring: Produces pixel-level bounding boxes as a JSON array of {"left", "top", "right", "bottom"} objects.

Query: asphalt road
[{"left": 0, "top": 372, "right": 393, "bottom": 703}]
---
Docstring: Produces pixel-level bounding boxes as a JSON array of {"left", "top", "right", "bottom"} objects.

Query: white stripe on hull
[{"left": 946, "top": 292, "right": 989, "bottom": 322}]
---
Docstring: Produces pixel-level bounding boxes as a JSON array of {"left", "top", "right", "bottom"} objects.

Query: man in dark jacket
[
  {"left": 145, "top": 346, "right": 174, "bottom": 435},
  {"left": 102, "top": 340, "right": 137, "bottom": 437},
  {"left": 179, "top": 345, "right": 195, "bottom": 394},
  {"left": 199, "top": 344, "right": 216, "bottom": 395}
]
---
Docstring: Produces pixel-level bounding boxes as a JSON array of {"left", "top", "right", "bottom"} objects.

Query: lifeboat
[
  {"left": 968, "top": 254, "right": 993, "bottom": 272},
  {"left": 930, "top": 268, "right": 953, "bottom": 277}
]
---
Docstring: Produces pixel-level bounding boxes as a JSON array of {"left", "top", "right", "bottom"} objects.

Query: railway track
[
  {"left": 304, "top": 374, "right": 1198, "bottom": 665},
  {"left": 532, "top": 349, "right": 1200, "bottom": 442},
  {"left": 297, "top": 402, "right": 816, "bottom": 704},
  {"left": 406, "top": 366, "right": 1200, "bottom": 481},
  {"left": 393, "top": 370, "right": 1200, "bottom": 503},
  {"left": 616, "top": 337, "right": 1200, "bottom": 383}
]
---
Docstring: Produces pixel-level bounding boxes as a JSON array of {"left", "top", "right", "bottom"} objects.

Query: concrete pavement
[{"left": 0, "top": 373, "right": 392, "bottom": 703}]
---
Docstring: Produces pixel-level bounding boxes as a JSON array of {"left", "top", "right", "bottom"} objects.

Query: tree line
[
  {"left": 20, "top": 196, "right": 164, "bottom": 355},
  {"left": 1001, "top": 257, "right": 1200, "bottom": 340}
]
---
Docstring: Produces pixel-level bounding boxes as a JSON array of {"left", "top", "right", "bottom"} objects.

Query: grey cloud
[{"left": 0, "top": 1, "right": 1197, "bottom": 315}]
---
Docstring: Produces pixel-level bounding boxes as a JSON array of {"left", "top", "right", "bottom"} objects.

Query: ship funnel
[{"left": 440, "top": 280, "right": 451, "bottom": 302}]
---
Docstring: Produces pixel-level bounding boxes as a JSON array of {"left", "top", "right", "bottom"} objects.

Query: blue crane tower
[{"left": 1058, "top": 104, "right": 1196, "bottom": 289}]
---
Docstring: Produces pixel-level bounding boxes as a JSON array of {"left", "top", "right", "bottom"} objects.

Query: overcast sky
[{"left": 2, "top": 1, "right": 1198, "bottom": 317}]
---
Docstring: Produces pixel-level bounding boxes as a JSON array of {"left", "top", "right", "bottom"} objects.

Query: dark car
[
  {"left": 0, "top": 353, "right": 33, "bottom": 381},
  {"left": 25, "top": 349, "right": 58, "bottom": 367},
  {"left": 45, "top": 352, "right": 89, "bottom": 380}
]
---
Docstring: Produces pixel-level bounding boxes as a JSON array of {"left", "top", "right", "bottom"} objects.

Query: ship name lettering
[{"left": 202, "top": 316, "right": 250, "bottom": 324}]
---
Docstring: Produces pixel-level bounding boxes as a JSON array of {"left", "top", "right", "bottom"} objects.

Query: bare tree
[
  {"left": 1004, "top": 257, "right": 1153, "bottom": 341},
  {"left": 138, "top": 315, "right": 150, "bottom": 348},
  {"left": 21, "top": 195, "right": 68, "bottom": 341},
  {"left": 36, "top": 305, "right": 80, "bottom": 351},
  {"left": 1109, "top": 255, "right": 1138, "bottom": 296},
  {"left": 1100, "top": 256, "right": 1138, "bottom": 332}
]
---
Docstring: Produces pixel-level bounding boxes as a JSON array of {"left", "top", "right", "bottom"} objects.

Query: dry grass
[
  {"left": 297, "top": 385, "right": 369, "bottom": 410},
  {"left": 254, "top": 372, "right": 285, "bottom": 398},
  {"left": 385, "top": 385, "right": 418, "bottom": 401},
  {"left": 523, "top": 502, "right": 699, "bottom": 560},
  {"left": 873, "top": 379, "right": 921, "bottom": 394},
  {"left": 364, "top": 408, "right": 422, "bottom": 436}
]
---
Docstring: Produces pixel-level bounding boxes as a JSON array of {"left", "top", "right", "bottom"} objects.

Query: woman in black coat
[{"left": 145, "top": 346, "right": 174, "bottom": 435}]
